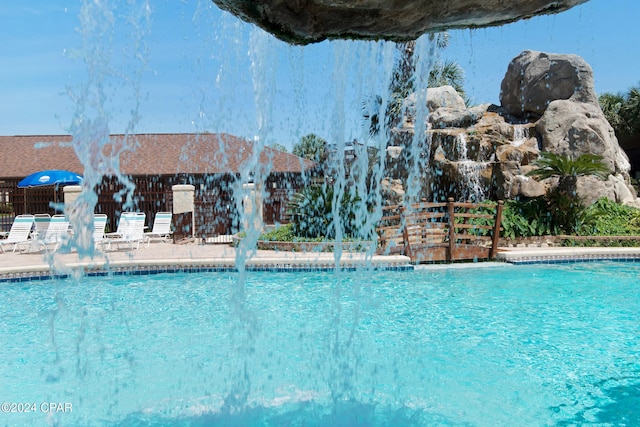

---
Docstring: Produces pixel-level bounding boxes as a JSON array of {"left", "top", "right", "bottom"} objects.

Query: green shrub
[
  {"left": 526, "top": 152, "right": 610, "bottom": 234},
  {"left": 500, "top": 198, "right": 556, "bottom": 239},
  {"left": 498, "top": 196, "right": 640, "bottom": 241},
  {"left": 287, "top": 184, "right": 365, "bottom": 239},
  {"left": 259, "top": 224, "right": 295, "bottom": 241},
  {"left": 545, "top": 190, "right": 595, "bottom": 235},
  {"left": 580, "top": 197, "right": 640, "bottom": 236},
  {"left": 460, "top": 203, "right": 498, "bottom": 237}
]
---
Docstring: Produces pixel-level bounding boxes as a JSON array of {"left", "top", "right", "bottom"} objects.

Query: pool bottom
[
  {"left": 116, "top": 400, "right": 458, "bottom": 427},
  {"left": 116, "top": 378, "right": 640, "bottom": 427},
  {"left": 1, "top": 264, "right": 639, "bottom": 426}
]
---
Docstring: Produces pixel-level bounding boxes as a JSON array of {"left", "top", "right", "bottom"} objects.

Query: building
[{"left": 0, "top": 133, "right": 317, "bottom": 237}]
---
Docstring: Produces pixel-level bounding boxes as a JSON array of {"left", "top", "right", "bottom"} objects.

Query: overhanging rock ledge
[{"left": 212, "top": 0, "right": 590, "bottom": 44}]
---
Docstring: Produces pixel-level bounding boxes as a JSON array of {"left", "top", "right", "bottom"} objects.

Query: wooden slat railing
[{"left": 376, "top": 198, "right": 504, "bottom": 263}]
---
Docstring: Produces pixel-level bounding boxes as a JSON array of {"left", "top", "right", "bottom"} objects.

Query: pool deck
[
  {"left": 0, "top": 241, "right": 412, "bottom": 280},
  {"left": 2, "top": 242, "right": 640, "bottom": 281}
]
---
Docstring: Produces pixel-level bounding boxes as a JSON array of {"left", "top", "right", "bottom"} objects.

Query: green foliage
[
  {"left": 292, "top": 134, "right": 326, "bottom": 163},
  {"left": 500, "top": 198, "right": 556, "bottom": 239},
  {"left": 526, "top": 152, "right": 610, "bottom": 234},
  {"left": 621, "top": 85, "right": 640, "bottom": 138},
  {"left": 287, "top": 184, "right": 364, "bottom": 239},
  {"left": 259, "top": 223, "right": 295, "bottom": 241},
  {"left": 580, "top": 198, "right": 640, "bottom": 236},
  {"left": 599, "top": 92, "right": 625, "bottom": 131},
  {"left": 458, "top": 204, "right": 496, "bottom": 237},
  {"left": 269, "top": 143, "right": 288, "bottom": 153},
  {"left": 428, "top": 59, "right": 465, "bottom": 97},
  {"left": 561, "top": 197, "right": 640, "bottom": 244},
  {"left": 545, "top": 190, "right": 594, "bottom": 235},
  {"left": 527, "top": 152, "right": 610, "bottom": 181},
  {"left": 599, "top": 83, "right": 640, "bottom": 141},
  {"left": 498, "top": 196, "right": 640, "bottom": 241}
]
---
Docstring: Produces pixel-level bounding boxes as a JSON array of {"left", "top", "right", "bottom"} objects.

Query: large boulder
[
  {"left": 430, "top": 103, "right": 489, "bottom": 129},
  {"left": 212, "top": 0, "right": 589, "bottom": 45},
  {"left": 509, "top": 175, "right": 547, "bottom": 198},
  {"left": 380, "top": 178, "right": 405, "bottom": 206},
  {"left": 500, "top": 50, "right": 599, "bottom": 117},
  {"left": 498, "top": 51, "right": 637, "bottom": 205},
  {"left": 402, "top": 86, "right": 467, "bottom": 128},
  {"left": 577, "top": 175, "right": 638, "bottom": 206},
  {"left": 536, "top": 99, "right": 631, "bottom": 174},
  {"left": 426, "top": 86, "right": 466, "bottom": 112}
]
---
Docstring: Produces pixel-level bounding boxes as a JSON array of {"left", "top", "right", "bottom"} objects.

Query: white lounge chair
[
  {"left": 36, "top": 215, "right": 70, "bottom": 253},
  {"left": 0, "top": 214, "right": 35, "bottom": 253},
  {"left": 104, "top": 212, "right": 146, "bottom": 251},
  {"left": 144, "top": 212, "right": 173, "bottom": 246},
  {"left": 104, "top": 212, "right": 131, "bottom": 239},
  {"left": 93, "top": 214, "right": 108, "bottom": 249},
  {"left": 31, "top": 214, "right": 51, "bottom": 239}
]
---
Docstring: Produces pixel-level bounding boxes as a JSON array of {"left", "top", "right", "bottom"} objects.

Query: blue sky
[{"left": 1, "top": 0, "right": 638, "bottom": 150}]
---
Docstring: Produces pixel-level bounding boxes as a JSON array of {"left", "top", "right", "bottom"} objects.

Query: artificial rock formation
[
  {"left": 384, "top": 50, "right": 638, "bottom": 207},
  {"left": 212, "top": 0, "right": 589, "bottom": 45},
  {"left": 500, "top": 50, "right": 599, "bottom": 116}
]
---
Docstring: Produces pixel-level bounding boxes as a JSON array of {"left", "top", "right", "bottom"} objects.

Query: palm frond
[{"left": 527, "top": 152, "right": 610, "bottom": 180}]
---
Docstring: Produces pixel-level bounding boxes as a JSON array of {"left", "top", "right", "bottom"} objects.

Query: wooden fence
[
  {"left": 377, "top": 198, "right": 504, "bottom": 263},
  {"left": 0, "top": 174, "right": 298, "bottom": 237}
]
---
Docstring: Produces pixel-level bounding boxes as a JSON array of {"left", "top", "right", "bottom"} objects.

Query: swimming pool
[{"left": 1, "top": 262, "right": 639, "bottom": 426}]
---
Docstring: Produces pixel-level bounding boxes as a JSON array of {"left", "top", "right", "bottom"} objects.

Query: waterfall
[
  {"left": 456, "top": 133, "right": 487, "bottom": 202},
  {"left": 511, "top": 124, "right": 526, "bottom": 147}
]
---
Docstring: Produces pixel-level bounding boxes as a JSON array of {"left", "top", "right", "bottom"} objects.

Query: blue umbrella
[{"left": 17, "top": 170, "right": 83, "bottom": 188}]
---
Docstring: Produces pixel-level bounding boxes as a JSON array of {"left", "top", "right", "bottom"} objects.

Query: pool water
[{"left": 1, "top": 262, "right": 639, "bottom": 426}]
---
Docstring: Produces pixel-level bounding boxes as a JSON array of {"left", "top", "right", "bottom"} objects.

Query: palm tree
[
  {"left": 599, "top": 92, "right": 625, "bottom": 132},
  {"left": 599, "top": 83, "right": 640, "bottom": 143},
  {"left": 286, "top": 184, "right": 362, "bottom": 239},
  {"left": 428, "top": 59, "right": 465, "bottom": 97},
  {"left": 363, "top": 33, "right": 466, "bottom": 136},
  {"left": 620, "top": 85, "right": 640, "bottom": 138},
  {"left": 527, "top": 152, "right": 610, "bottom": 234},
  {"left": 527, "top": 152, "right": 609, "bottom": 183}
]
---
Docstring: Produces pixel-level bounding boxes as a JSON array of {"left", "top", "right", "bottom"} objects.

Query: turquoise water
[{"left": 1, "top": 263, "right": 639, "bottom": 426}]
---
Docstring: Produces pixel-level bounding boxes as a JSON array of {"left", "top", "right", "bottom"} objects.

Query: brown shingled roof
[{"left": 0, "top": 133, "right": 315, "bottom": 179}]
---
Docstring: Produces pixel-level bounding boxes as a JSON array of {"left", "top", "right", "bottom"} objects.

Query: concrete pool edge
[
  {"left": 497, "top": 246, "right": 640, "bottom": 264},
  {"left": 0, "top": 243, "right": 414, "bottom": 282}
]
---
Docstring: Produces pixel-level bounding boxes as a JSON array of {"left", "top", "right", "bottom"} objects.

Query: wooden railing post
[
  {"left": 489, "top": 200, "right": 504, "bottom": 259},
  {"left": 447, "top": 197, "right": 455, "bottom": 261},
  {"left": 400, "top": 204, "right": 409, "bottom": 257}
]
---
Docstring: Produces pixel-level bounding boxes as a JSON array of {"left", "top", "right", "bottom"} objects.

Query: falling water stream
[
  {"left": 48, "top": 0, "right": 440, "bottom": 424},
  {"left": 511, "top": 124, "right": 526, "bottom": 147},
  {"left": 455, "top": 133, "right": 487, "bottom": 202}
]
